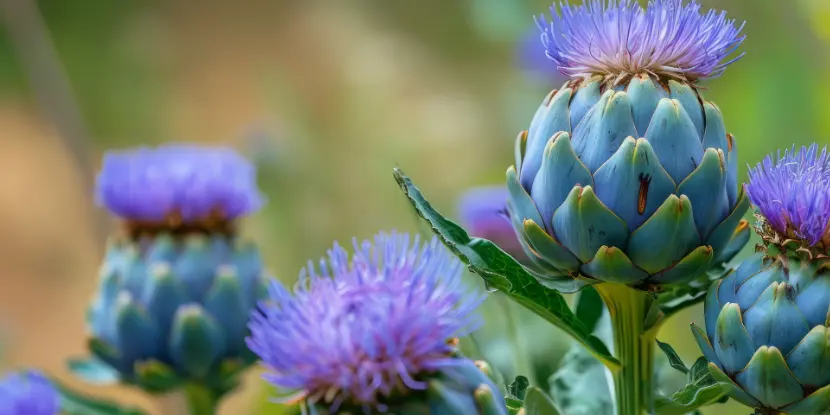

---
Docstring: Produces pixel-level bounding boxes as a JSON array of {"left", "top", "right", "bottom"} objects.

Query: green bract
[
  {"left": 83, "top": 233, "right": 267, "bottom": 395},
  {"left": 508, "top": 74, "right": 750, "bottom": 290},
  {"left": 694, "top": 253, "right": 830, "bottom": 414},
  {"left": 303, "top": 360, "right": 508, "bottom": 415}
]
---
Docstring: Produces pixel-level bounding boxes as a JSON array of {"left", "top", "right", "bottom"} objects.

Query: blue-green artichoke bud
[
  {"left": 507, "top": 1, "right": 749, "bottom": 290},
  {"left": 88, "top": 233, "right": 267, "bottom": 394},
  {"left": 694, "top": 144, "right": 830, "bottom": 414},
  {"left": 84, "top": 145, "right": 268, "bottom": 394},
  {"left": 508, "top": 76, "right": 750, "bottom": 289},
  {"left": 694, "top": 254, "right": 830, "bottom": 415}
]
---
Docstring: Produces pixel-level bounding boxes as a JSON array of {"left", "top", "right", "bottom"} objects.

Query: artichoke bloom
[
  {"left": 86, "top": 145, "right": 268, "bottom": 394},
  {"left": 507, "top": 0, "right": 749, "bottom": 288},
  {"left": 694, "top": 144, "right": 830, "bottom": 414},
  {"left": 247, "top": 232, "right": 507, "bottom": 414},
  {"left": 0, "top": 370, "right": 59, "bottom": 415}
]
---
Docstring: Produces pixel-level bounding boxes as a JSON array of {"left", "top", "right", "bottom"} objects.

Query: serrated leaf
[
  {"left": 656, "top": 339, "right": 689, "bottom": 375},
  {"left": 524, "top": 387, "right": 562, "bottom": 415},
  {"left": 393, "top": 168, "right": 619, "bottom": 369},
  {"left": 654, "top": 357, "right": 729, "bottom": 415},
  {"left": 507, "top": 376, "right": 530, "bottom": 401},
  {"left": 505, "top": 372, "right": 530, "bottom": 413},
  {"left": 67, "top": 358, "right": 119, "bottom": 385},
  {"left": 506, "top": 395, "right": 524, "bottom": 415},
  {"left": 575, "top": 286, "right": 604, "bottom": 334},
  {"left": 54, "top": 376, "right": 147, "bottom": 415},
  {"left": 656, "top": 265, "right": 732, "bottom": 317}
]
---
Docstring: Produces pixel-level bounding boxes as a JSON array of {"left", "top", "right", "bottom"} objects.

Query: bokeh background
[{"left": 0, "top": 0, "right": 828, "bottom": 413}]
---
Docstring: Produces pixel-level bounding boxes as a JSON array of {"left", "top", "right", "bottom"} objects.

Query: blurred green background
[{"left": 0, "top": 0, "right": 828, "bottom": 413}]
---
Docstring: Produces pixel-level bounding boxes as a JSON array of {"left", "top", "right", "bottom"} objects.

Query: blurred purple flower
[
  {"left": 458, "top": 186, "right": 526, "bottom": 261},
  {"left": 517, "top": 29, "right": 567, "bottom": 84},
  {"left": 0, "top": 370, "right": 59, "bottom": 415},
  {"left": 747, "top": 144, "right": 830, "bottom": 246},
  {"left": 536, "top": 0, "right": 745, "bottom": 81},
  {"left": 95, "top": 144, "right": 264, "bottom": 222},
  {"left": 247, "top": 232, "right": 484, "bottom": 412}
]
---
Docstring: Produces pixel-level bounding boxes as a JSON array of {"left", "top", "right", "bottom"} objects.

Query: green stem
[
  {"left": 594, "top": 283, "right": 662, "bottom": 415},
  {"left": 183, "top": 383, "right": 220, "bottom": 415}
]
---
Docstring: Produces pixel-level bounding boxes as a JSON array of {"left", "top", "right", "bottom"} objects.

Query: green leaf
[
  {"left": 654, "top": 357, "right": 730, "bottom": 415},
  {"left": 656, "top": 264, "right": 732, "bottom": 317},
  {"left": 656, "top": 339, "right": 689, "bottom": 375},
  {"left": 67, "top": 357, "right": 119, "bottom": 385},
  {"left": 393, "top": 168, "right": 619, "bottom": 369},
  {"left": 549, "top": 343, "right": 613, "bottom": 415},
  {"left": 505, "top": 376, "right": 529, "bottom": 415},
  {"left": 507, "top": 376, "right": 530, "bottom": 401},
  {"left": 524, "top": 387, "right": 562, "bottom": 415},
  {"left": 574, "top": 286, "right": 604, "bottom": 334},
  {"left": 54, "top": 376, "right": 147, "bottom": 415},
  {"left": 505, "top": 396, "right": 524, "bottom": 415},
  {"left": 133, "top": 359, "right": 182, "bottom": 393}
]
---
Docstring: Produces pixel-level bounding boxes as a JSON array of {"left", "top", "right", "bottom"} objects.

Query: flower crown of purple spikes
[
  {"left": 95, "top": 144, "right": 264, "bottom": 223},
  {"left": 247, "top": 232, "right": 484, "bottom": 412},
  {"left": 536, "top": 0, "right": 745, "bottom": 81},
  {"left": 747, "top": 144, "right": 830, "bottom": 247}
]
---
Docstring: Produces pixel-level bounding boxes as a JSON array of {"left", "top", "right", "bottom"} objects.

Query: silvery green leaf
[
  {"left": 394, "top": 168, "right": 618, "bottom": 369},
  {"left": 67, "top": 357, "right": 119, "bottom": 385},
  {"left": 523, "top": 387, "right": 563, "bottom": 415},
  {"left": 656, "top": 339, "right": 690, "bottom": 374},
  {"left": 549, "top": 344, "right": 613, "bottom": 415},
  {"left": 654, "top": 357, "right": 730, "bottom": 415}
]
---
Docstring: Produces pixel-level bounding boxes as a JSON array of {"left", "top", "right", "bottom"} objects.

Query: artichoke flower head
[
  {"left": 508, "top": 0, "right": 749, "bottom": 290},
  {"left": 248, "top": 232, "right": 507, "bottom": 415},
  {"left": 85, "top": 144, "right": 268, "bottom": 395},
  {"left": 693, "top": 144, "right": 830, "bottom": 414}
]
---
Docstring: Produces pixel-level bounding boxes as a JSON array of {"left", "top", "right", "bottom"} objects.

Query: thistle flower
[
  {"left": 247, "top": 232, "right": 507, "bottom": 414},
  {"left": 693, "top": 144, "right": 830, "bottom": 414},
  {"left": 96, "top": 144, "right": 264, "bottom": 231},
  {"left": 746, "top": 144, "right": 830, "bottom": 250},
  {"left": 78, "top": 144, "right": 268, "bottom": 397},
  {"left": 536, "top": 0, "right": 745, "bottom": 82},
  {"left": 506, "top": 0, "right": 749, "bottom": 290},
  {"left": 458, "top": 186, "right": 527, "bottom": 261},
  {"left": 0, "top": 370, "right": 59, "bottom": 415}
]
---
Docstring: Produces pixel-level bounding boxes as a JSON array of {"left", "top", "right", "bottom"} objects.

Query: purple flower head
[
  {"left": 747, "top": 144, "right": 830, "bottom": 247},
  {"left": 247, "top": 232, "right": 484, "bottom": 412},
  {"left": 0, "top": 370, "right": 59, "bottom": 415},
  {"left": 95, "top": 144, "right": 264, "bottom": 223},
  {"left": 536, "top": 0, "right": 745, "bottom": 81},
  {"left": 458, "top": 186, "right": 526, "bottom": 260}
]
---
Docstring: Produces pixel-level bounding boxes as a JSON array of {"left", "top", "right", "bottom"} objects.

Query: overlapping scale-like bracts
[
  {"left": 693, "top": 254, "right": 830, "bottom": 414},
  {"left": 87, "top": 233, "right": 267, "bottom": 393},
  {"left": 507, "top": 75, "right": 750, "bottom": 288}
]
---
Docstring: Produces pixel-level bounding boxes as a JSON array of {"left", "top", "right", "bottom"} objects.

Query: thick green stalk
[
  {"left": 183, "top": 383, "right": 220, "bottom": 415},
  {"left": 594, "top": 283, "right": 662, "bottom": 415}
]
